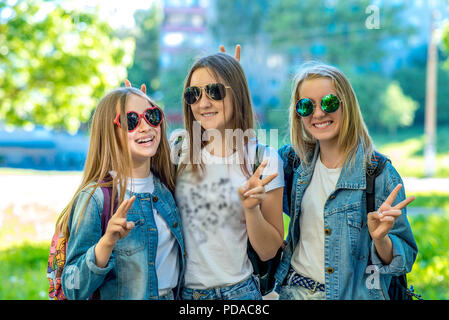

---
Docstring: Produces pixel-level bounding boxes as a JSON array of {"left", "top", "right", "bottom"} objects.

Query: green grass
[
  {"left": 0, "top": 242, "right": 50, "bottom": 300},
  {"left": 371, "top": 125, "right": 449, "bottom": 178}
]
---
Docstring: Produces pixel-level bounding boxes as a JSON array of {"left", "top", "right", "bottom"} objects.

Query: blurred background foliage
[{"left": 1, "top": 0, "right": 449, "bottom": 300}]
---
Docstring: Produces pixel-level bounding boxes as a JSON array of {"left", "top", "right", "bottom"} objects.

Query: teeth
[
  {"left": 202, "top": 112, "right": 217, "bottom": 117},
  {"left": 137, "top": 137, "right": 154, "bottom": 143}
]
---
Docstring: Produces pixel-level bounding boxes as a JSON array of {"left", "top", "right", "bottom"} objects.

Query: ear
[
  {"left": 124, "top": 79, "right": 131, "bottom": 87},
  {"left": 140, "top": 84, "right": 146, "bottom": 94}
]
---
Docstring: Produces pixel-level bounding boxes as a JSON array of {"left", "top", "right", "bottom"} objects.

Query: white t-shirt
[
  {"left": 290, "top": 155, "right": 341, "bottom": 284},
  {"left": 175, "top": 139, "right": 284, "bottom": 289},
  {"left": 126, "top": 174, "right": 179, "bottom": 294}
]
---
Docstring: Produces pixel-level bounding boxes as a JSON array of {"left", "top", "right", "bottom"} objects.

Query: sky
[{"left": 62, "top": 0, "right": 155, "bottom": 29}]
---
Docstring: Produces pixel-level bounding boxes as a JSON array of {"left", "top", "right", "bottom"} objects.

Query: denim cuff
[
  {"left": 85, "top": 244, "right": 115, "bottom": 275},
  {"left": 370, "top": 234, "right": 406, "bottom": 275}
]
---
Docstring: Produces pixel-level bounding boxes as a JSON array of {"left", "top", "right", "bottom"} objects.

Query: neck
[
  {"left": 319, "top": 139, "right": 344, "bottom": 169},
  {"left": 131, "top": 159, "right": 151, "bottom": 178},
  {"left": 204, "top": 128, "right": 231, "bottom": 157}
]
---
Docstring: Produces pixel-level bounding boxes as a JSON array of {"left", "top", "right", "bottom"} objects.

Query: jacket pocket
[
  {"left": 346, "top": 204, "right": 362, "bottom": 256},
  {"left": 114, "top": 213, "right": 146, "bottom": 256}
]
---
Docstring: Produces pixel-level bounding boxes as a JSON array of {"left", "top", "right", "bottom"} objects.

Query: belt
[{"left": 286, "top": 268, "right": 325, "bottom": 293}]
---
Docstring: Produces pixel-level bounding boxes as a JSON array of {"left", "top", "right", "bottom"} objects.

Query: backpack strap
[
  {"left": 365, "top": 151, "right": 389, "bottom": 213},
  {"left": 90, "top": 183, "right": 118, "bottom": 300}
]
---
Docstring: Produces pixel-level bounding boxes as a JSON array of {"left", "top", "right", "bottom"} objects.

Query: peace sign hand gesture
[
  {"left": 219, "top": 44, "right": 241, "bottom": 62},
  {"left": 102, "top": 196, "right": 136, "bottom": 247},
  {"left": 367, "top": 184, "right": 415, "bottom": 241},
  {"left": 238, "top": 159, "right": 278, "bottom": 210}
]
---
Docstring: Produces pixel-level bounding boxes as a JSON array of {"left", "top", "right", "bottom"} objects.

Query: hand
[
  {"left": 219, "top": 44, "right": 241, "bottom": 62},
  {"left": 124, "top": 79, "right": 146, "bottom": 94},
  {"left": 367, "top": 184, "right": 415, "bottom": 241},
  {"left": 102, "top": 196, "right": 136, "bottom": 248},
  {"left": 238, "top": 159, "right": 278, "bottom": 210}
]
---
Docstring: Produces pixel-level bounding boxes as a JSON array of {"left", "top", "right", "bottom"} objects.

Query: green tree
[
  {"left": 380, "top": 81, "right": 418, "bottom": 133},
  {"left": 265, "top": 0, "right": 412, "bottom": 69},
  {"left": 125, "top": 4, "right": 162, "bottom": 96},
  {"left": 0, "top": 0, "right": 134, "bottom": 133}
]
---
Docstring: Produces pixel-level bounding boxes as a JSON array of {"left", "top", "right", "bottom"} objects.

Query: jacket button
[
  {"left": 152, "top": 196, "right": 158, "bottom": 202},
  {"left": 324, "top": 228, "right": 331, "bottom": 236},
  {"left": 173, "top": 221, "right": 178, "bottom": 228},
  {"left": 326, "top": 267, "right": 334, "bottom": 274}
]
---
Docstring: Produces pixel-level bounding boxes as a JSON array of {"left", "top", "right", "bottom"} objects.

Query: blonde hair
[
  {"left": 289, "top": 62, "right": 374, "bottom": 167},
  {"left": 56, "top": 87, "right": 175, "bottom": 238},
  {"left": 179, "top": 53, "right": 256, "bottom": 179}
]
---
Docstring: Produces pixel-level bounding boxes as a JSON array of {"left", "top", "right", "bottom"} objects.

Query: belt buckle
[
  {"left": 193, "top": 291, "right": 206, "bottom": 300},
  {"left": 309, "top": 281, "right": 319, "bottom": 294}
]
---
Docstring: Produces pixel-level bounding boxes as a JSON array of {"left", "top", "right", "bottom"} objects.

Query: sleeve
[
  {"left": 369, "top": 162, "right": 418, "bottom": 276},
  {"left": 61, "top": 188, "right": 115, "bottom": 300},
  {"left": 260, "top": 145, "right": 285, "bottom": 193}
]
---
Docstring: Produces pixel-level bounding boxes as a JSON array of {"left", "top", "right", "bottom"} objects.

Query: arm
[
  {"left": 368, "top": 164, "right": 418, "bottom": 274},
  {"left": 244, "top": 186, "right": 284, "bottom": 261}
]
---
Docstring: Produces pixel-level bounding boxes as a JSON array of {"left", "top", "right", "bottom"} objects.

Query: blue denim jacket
[
  {"left": 61, "top": 175, "right": 185, "bottom": 300},
  {"left": 275, "top": 142, "right": 418, "bottom": 300}
]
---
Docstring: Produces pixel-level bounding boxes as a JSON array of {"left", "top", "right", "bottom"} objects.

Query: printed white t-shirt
[
  {"left": 126, "top": 174, "right": 179, "bottom": 294},
  {"left": 175, "top": 139, "right": 284, "bottom": 289},
  {"left": 290, "top": 155, "right": 341, "bottom": 284}
]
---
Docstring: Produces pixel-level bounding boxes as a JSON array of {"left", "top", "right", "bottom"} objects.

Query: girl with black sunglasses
[{"left": 171, "top": 52, "right": 285, "bottom": 300}]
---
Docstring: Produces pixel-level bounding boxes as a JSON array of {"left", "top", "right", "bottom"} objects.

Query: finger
[
  {"left": 234, "top": 44, "right": 241, "bottom": 62},
  {"left": 250, "top": 193, "right": 266, "bottom": 201},
  {"left": 124, "top": 79, "right": 131, "bottom": 87},
  {"left": 244, "top": 186, "right": 265, "bottom": 197},
  {"left": 393, "top": 196, "right": 415, "bottom": 210},
  {"left": 219, "top": 45, "right": 226, "bottom": 53},
  {"left": 261, "top": 173, "right": 278, "bottom": 187},
  {"left": 378, "top": 209, "right": 402, "bottom": 218},
  {"left": 140, "top": 83, "right": 146, "bottom": 94},
  {"left": 383, "top": 184, "right": 403, "bottom": 207},
  {"left": 379, "top": 216, "right": 395, "bottom": 223},
  {"left": 126, "top": 221, "right": 135, "bottom": 230},
  {"left": 253, "top": 159, "right": 268, "bottom": 178},
  {"left": 115, "top": 196, "right": 135, "bottom": 218}
]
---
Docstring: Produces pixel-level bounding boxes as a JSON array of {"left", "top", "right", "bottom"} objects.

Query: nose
[
  {"left": 137, "top": 115, "right": 151, "bottom": 132},
  {"left": 197, "top": 87, "right": 212, "bottom": 108},
  {"left": 311, "top": 103, "right": 326, "bottom": 118}
]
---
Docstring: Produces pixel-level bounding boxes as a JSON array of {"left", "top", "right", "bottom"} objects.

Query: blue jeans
[{"left": 181, "top": 275, "right": 262, "bottom": 300}]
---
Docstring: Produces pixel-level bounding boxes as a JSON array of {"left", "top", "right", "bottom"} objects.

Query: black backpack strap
[{"left": 365, "top": 151, "right": 389, "bottom": 213}]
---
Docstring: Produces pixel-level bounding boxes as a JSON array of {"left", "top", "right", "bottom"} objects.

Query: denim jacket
[
  {"left": 275, "top": 142, "right": 418, "bottom": 300},
  {"left": 61, "top": 175, "right": 185, "bottom": 300}
]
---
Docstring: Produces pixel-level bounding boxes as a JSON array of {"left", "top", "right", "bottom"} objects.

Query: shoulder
[{"left": 278, "top": 144, "right": 300, "bottom": 169}]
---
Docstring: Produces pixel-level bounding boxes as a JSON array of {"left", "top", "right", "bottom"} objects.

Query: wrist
[{"left": 98, "top": 235, "right": 116, "bottom": 251}]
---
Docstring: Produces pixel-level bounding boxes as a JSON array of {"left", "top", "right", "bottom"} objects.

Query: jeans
[
  {"left": 181, "top": 275, "right": 262, "bottom": 300},
  {"left": 159, "top": 290, "right": 175, "bottom": 300}
]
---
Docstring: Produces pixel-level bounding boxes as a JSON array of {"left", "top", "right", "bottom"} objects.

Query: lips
[
  {"left": 201, "top": 112, "right": 218, "bottom": 118},
  {"left": 312, "top": 120, "right": 333, "bottom": 129},
  {"left": 135, "top": 135, "right": 155, "bottom": 144}
]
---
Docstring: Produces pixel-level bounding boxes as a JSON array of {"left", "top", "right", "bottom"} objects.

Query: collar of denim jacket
[{"left": 297, "top": 139, "right": 367, "bottom": 191}]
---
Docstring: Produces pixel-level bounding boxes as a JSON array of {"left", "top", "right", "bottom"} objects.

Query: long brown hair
[
  {"left": 289, "top": 62, "right": 374, "bottom": 167},
  {"left": 56, "top": 87, "right": 175, "bottom": 238},
  {"left": 179, "top": 53, "right": 256, "bottom": 179}
]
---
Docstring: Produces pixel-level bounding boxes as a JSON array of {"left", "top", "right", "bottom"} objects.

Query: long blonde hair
[
  {"left": 56, "top": 87, "right": 175, "bottom": 238},
  {"left": 179, "top": 53, "right": 256, "bottom": 179},
  {"left": 289, "top": 62, "right": 374, "bottom": 167}
]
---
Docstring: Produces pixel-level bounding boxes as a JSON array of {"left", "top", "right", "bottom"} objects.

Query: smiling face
[
  {"left": 188, "top": 67, "right": 234, "bottom": 133},
  {"left": 298, "top": 77, "right": 343, "bottom": 145},
  {"left": 124, "top": 94, "right": 161, "bottom": 165}
]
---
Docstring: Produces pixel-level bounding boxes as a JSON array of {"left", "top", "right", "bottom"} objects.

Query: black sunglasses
[
  {"left": 184, "top": 83, "right": 231, "bottom": 105},
  {"left": 113, "top": 106, "right": 164, "bottom": 132},
  {"left": 296, "top": 94, "right": 341, "bottom": 117}
]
